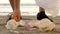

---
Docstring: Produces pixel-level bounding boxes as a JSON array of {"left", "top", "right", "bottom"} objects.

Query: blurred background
[
  {"left": 0, "top": 0, "right": 60, "bottom": 16},
  {"left": 0, "top": 0, "right": 39, "bottom": 24},
  {"left": 0, "top": 0, "right": 60, "bottom": 34},
  {"left": 0, "top": 0, "right": 60, "bottom": 24},
  {"left": 0, "top": 0, "right": 38, "bottom": 16}
]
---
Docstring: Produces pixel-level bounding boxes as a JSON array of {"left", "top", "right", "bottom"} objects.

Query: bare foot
[{"left": 12, "top": 9, "right": 20, "bottom": 22}]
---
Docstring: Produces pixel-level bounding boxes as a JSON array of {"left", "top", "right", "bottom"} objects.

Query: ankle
[{"left": 39, "top": 11, "right": 45, "bottom": 14}]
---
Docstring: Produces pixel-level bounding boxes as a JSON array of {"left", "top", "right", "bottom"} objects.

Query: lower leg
[
  {"left": 9, "top": 0, "right": 15, "bottom": 10},
  {"left": 13, "top": 0, "right": 21, "bottom": 22},
  {"left": 39, "top": 7, "right": 45, "bottom": 12},
  {"left": 13, "top": 0, "right": 20, "bottom": 18},
  {"left": 15, "top": 0, "right": 20, "bottom": 10},
  {"left": 9, "top": 0, "right": 20, "bottom": 10},
  {"left": 9, "top": 0, "right": 21, "bottom": 22}
]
